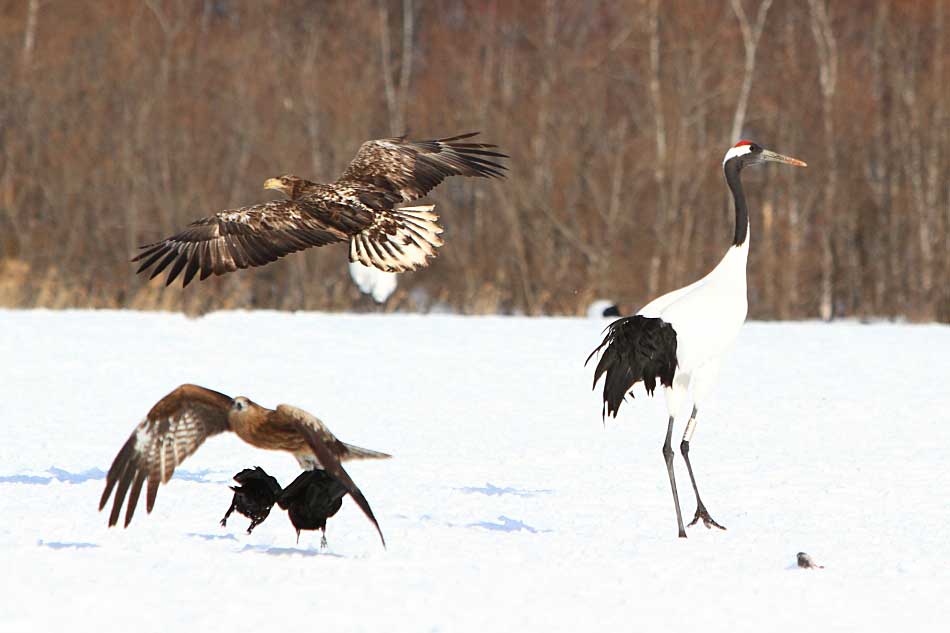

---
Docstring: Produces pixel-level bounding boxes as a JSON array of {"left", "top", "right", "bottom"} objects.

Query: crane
[{"left": 587, "top": 140, "right": 806, "bottom": 538}]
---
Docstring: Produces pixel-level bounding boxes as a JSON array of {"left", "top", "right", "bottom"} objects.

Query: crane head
[{"left": 723, "top": 140, "right": 807, "bottom": 169}]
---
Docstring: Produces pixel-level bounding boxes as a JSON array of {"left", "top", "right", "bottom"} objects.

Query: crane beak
[{"left": 761, "top": 149, "right": 807, "bottom": 167}]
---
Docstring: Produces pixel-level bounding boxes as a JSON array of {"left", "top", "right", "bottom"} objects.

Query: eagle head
[{"left": 264, "top": 175, "right": 308, "bottom": 200}]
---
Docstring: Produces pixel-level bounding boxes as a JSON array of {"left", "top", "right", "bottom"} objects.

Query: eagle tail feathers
[{"left": 349, "top": 205, "right": 444, "bottom": 272}]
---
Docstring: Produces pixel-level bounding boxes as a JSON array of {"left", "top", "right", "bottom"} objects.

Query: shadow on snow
[
  {"left": 467, "top": 515, "right": 550, "bottom": 534},
  {"left": 239, "top": 544, "right": 344, "bottom": 558},
  {"left": 38, "top": 539, "right": 99, "bottom": 550},
  {"left": 456, "top": 482, "right": 554, "bottom": 498},
  {"left": 0, "top": 467, "right": 225, "bottom": 485}
]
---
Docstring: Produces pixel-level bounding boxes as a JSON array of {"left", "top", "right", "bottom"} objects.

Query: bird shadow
[
  {"left": 187, "top": 532, "right": 239, "bottom": 542},
  {"left": 169, "top": 469, "right": 228, "bottom": 483},
  {"left": 456, "top": 482, "right": 554, "bottom": 498},
  {"left": 239, "top": 544, "right": 344, "bottom": 558},
  {"left": 0, "top": 467, "right": 105, "bottom": 485},
  {"left": 399, "top": 513, "right": 551, "bottom": 534},
  {"left": 37, "top": 539, "right": 99, "bottom": 550},
  {"left": 0, "top": 466, "right": 223, "bottom": 485},
  {"left": 466, "top": 515, "right": 551, "bottom": 534}
]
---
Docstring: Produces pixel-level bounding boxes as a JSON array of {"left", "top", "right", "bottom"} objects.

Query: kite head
[{"left": 231, "top": 396, "right": 253, "bottom": 414}]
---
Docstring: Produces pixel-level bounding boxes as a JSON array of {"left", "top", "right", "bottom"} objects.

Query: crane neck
[{"left": 724, "top": 160, "right": 749, "bottom": 247}]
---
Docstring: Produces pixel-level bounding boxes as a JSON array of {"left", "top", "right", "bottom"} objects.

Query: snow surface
[{"left": 1, "top": 309, "right": 948, "bottom": 632}]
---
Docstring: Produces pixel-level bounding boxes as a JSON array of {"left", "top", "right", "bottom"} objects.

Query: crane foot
[{"left": 687, "top": 504, "right": 726, "bottom": 531}]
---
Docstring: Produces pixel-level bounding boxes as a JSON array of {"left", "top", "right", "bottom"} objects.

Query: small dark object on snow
[
  {"left": 277, "top": 470, "right": 349, "bottom": 546},
  {"left": 602, "top": 304, "right": 621, "bottom": 317},
  {"left": 220, "top": 467, "right": 282, "bottom": 534},
  {"left": 797, "top": 552, "right": 824, "bottom": 569}
]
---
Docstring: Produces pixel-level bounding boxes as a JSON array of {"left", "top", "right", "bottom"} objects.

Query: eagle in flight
[
  {"left": 99, "top": 384, "right": 390, "bottom": 546},
  {"left": 133, "top": 132, "right": 507, "bottom": 287}
]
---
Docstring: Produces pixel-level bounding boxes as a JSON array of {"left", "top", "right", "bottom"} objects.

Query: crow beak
[{"left": 761, "top": 149, "right": 807, "bottom": 167}]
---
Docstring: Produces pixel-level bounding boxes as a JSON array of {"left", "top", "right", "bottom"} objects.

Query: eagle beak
[{"left": 263, "top": 178, "right": 283, "bottom": 191}]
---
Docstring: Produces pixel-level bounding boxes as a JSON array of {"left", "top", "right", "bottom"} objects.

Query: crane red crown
[{"left": 733, "top": 140, "right": 753, "bottom": 147}]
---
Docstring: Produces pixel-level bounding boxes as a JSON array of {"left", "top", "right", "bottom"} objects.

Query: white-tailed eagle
[{"left": 133, "top": 132, "right": 507, "bottom": 287}]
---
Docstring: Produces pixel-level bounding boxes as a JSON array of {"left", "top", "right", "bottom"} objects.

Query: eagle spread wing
[
  {"left": 132, "top": 199, "right": 374, "bottom": 287},
  {"left": 277, "top": 404, "right": 388, "bottom": 546},
  {"left": 337, "top": 132, "right": 507, "bottom": 204},
  {"left": 99, "top": 384, "right": 233, "bottom": 527}
]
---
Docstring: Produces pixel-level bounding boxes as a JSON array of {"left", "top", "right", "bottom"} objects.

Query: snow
[{"left": 1, "top": 309, "right": 948, "bottom": 631}]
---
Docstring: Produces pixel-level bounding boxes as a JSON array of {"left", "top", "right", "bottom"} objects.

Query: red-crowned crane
[{"left": 587, "top": 141, "right": 806, "bottom": 538}]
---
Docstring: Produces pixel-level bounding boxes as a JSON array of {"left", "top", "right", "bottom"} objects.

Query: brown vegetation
[{"left": 0, "top": 0, "right": 947, "bottom": 319}]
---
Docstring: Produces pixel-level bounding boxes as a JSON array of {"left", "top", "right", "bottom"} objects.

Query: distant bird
[
  {"left": 588, "top": 141, "right": 806, "bottom": 538},
  {"left": 349, "top": 260, "right": 398, "bottom": 304},
  {"left": 219, "top": 467, "right": 282, "bottom": 534},
  {"left": 99, "top": 384, "right": 391, "bottom": 546},
  {"left": 796, "top": 552, "right": 824, "bottom": 569},
  {"left": 133, "top": 133, "right": 507, "bottom": 287},
  {"left": 587, "top": 300, "right": 621, "bottom": 318},
  {"left": 277, "top": 469, "right": 349, "bottom": 547}
]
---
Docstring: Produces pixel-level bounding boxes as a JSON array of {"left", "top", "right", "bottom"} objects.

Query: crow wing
[{"left": 99, "top": 384, "right": 233, "bottom": 527}]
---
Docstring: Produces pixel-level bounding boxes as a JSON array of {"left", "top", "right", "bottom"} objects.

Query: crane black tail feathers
[{"left": 586, "top": 315, "right": 678, "bottom": 419}]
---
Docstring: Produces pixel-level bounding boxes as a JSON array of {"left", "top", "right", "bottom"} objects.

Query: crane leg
[
  {"left": 680, "top": 406, "right": 726, "bottom": 531},
  {"left": 663, "top": 416, "right": 687, "bottom": 538}
]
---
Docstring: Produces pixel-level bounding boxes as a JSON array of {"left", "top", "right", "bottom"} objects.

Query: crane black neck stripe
[{"left": 724, "top": 159, "right": 749, "bottom": 246}]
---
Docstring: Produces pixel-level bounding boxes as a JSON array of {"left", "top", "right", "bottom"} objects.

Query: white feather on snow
[
  {"left": 0, "top": 309, "right": 948, "bottom": 632},
  {"left": 349, "top": 261, "right": 398, "bottom": 303}
]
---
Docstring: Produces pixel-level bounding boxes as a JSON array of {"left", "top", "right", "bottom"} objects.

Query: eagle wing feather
[
  {"left": 132, "top": 199, "right": 375, "bottom": 287},
  {"left": 336, "top": 132, "right": 507, "bottom": 204}
]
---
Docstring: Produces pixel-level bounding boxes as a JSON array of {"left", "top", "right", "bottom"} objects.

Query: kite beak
[{"left": 263, "top": 178, "right": 283, "bottom": 191}]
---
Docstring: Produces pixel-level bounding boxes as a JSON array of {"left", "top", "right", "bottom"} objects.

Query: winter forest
[{"left": 0, "top": 0, "right": 947, "bottom": 320}]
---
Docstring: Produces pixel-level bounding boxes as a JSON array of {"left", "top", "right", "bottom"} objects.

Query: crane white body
[{"left": 638, "top": 225, "right": 750, "bottom": 434}]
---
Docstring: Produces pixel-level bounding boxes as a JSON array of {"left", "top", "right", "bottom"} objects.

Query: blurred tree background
[{"left": 0, "top": 0, "right": 947, "bottom": 319}]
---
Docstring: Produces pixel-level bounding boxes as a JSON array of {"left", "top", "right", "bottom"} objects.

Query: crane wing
[{"left": 586, "top": 316, "right": 678, "bottom": 419}]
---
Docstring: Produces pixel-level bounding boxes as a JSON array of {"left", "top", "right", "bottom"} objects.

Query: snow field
[{"left": 1, "top": 310, "right": 948, "bottom": 631}]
